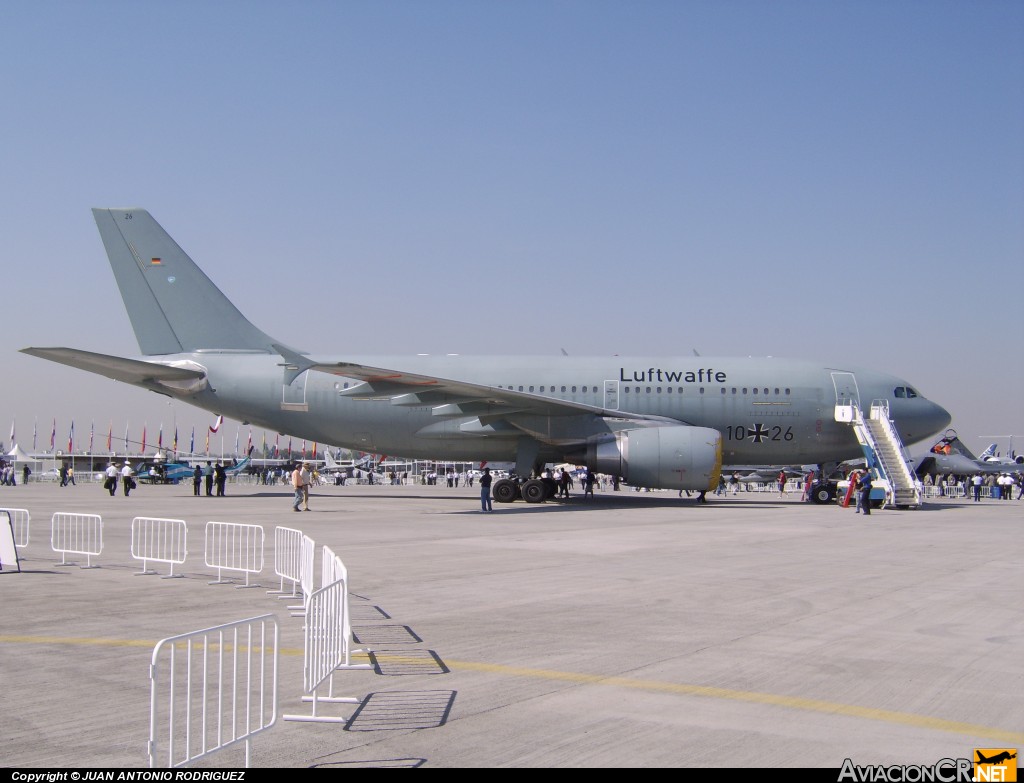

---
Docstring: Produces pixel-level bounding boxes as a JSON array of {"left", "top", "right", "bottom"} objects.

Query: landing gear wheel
[
  {"left": 492, "top": 479, "right": 519, "bottom": 503},
  {"left": 810, "top": 483, "right": 835, "bottom": 504},
  {"left": 522, "top": 478, "right": 547, "bottom": 503}
]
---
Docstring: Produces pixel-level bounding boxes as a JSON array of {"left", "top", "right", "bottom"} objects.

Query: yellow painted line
[
  {"left": 0, "top": 634, "right": 304, "bottom": 657},
  {"left": 3, "top": 635, "right": 1021, "bottom": 745}
]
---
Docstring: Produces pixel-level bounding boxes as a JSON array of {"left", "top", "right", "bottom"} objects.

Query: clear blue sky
[{"left": 3, "top": 1, "right": 1022, "bottom": 458}]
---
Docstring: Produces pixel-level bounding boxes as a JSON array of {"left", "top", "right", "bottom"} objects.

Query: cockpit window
[
  {"left": 894, "top": 387, "right": 905, "bottom": 398},
  {"left": 905, "top": 387, "right": 918, "bottom": 398}
]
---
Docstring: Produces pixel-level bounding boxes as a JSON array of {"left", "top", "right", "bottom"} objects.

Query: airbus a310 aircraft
[{"left": 22, "top": 209, "right": 951, "bottom": 504}]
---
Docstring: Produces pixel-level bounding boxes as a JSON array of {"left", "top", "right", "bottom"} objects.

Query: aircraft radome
[{"left": 22, "top": 209, "right": 952, "bottom": 504}]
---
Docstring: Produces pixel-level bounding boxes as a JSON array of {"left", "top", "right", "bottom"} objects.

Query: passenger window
[
  {"left": 774, "top": 388, "right": 779, "bottom": 395},
  {"left": 624, "top": 387, "right": 630, "bottom": 393},
  {"left": 753, "top": 388, "right": 758, "bottom": 395},
  {"left": 571, "top": 386, "right": 577, "bottom": 393}
]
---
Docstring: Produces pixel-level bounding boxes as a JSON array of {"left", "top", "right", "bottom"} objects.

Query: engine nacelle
[{"left": 586, "top": 425, "right": 722, "bottom": 491}]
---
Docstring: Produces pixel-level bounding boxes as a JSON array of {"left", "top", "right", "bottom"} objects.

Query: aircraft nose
[{"left": 919, "top": 399, "right": 952, "bottom": 440}]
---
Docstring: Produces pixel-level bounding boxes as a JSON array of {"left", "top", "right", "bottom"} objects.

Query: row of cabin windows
[{"left": 494, "top": 385, "right": 792, "bottom": 396}]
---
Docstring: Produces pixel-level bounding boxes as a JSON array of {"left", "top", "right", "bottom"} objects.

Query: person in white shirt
[
  {"left": 105, "top": 463, "right": 119, "bottom": 496},
  {"left": 121, "top": 462, "right": 135, "bottom": 497}
]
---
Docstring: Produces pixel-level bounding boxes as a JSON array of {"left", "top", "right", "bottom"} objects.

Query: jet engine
[{"left": 582, "top": 425, "right": 722, "bottom": 491}]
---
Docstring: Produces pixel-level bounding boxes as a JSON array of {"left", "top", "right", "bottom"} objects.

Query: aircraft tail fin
[
  {"left": 92, "top": 208, "right": 277, "bottom": 355},
  {"left": 928, "top": 432, "right": 981, "bottom": 461},
  {"left": 977, "top": 443, "right": 999, "bottom": 461}
]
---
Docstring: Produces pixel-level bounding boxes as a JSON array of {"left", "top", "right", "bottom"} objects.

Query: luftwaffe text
[{"left": 619, "top": 367, "right": 727, "bottom": 383}]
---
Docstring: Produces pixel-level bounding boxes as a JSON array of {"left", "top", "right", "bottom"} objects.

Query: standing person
[
  {"left": 479, "top": 467, "right": 493, "bottom": 512},
  {"left": 583, "top": 468, "right": 595, "bottom": 499},
  {"left": 105, "top": 462, "right": 119, "bottom": 496},
  {"left": 291, "top": 463, "right": 304, "bottom": 512},
  {"left": 22, "top": 464, "right": 30, "bottom": 485},
  {"left": 59, "top": 463, "right": 69, "bottom": 487},
  {"left": 204, "top": 461, "right": 214, "bottom": 496},
  {"left": 777, "top": 470, "right": 787, "bottom": 498},
  {"left": 214, "top": 462, "right": 227, "bottom": 496},
  {"left": 193, "top": 464, "right": 202, "bottom": 496},
  {"left": 729, "top": 471, "right": 740, "bottom": 495},
  {"left": 121, "top": 461, "right": 135, "bottom": 497},
  {"left": 559, "top": 468, "right": 571, "bottom": 499},
  {"left": 852, "top": 471, "right": 864, "bottom": 513},
  {"left": 971, "top": 473, "right": 983, "bottom": 502},
  {"left": 67, "top": 466, "right": 75, "bottom": 485},
  {"left": 300, "top": 462, "right": 311, "bottom": 510},
  {"left": 857, "top": 470, "right": 873, "bottom": 515}
]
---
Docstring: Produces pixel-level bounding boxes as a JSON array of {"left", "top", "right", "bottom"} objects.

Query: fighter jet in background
[{"left": 916, "top": 430, "right": 1024, "bottom": 477}]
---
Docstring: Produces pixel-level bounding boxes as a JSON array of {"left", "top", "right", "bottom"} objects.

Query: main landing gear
[{"left": 491, "top": 476, "right": 559, "bottom": 504}]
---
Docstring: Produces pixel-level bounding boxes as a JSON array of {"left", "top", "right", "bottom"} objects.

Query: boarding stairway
[{"left": 837, "top": 400, "right": 923, "bottom": 509}]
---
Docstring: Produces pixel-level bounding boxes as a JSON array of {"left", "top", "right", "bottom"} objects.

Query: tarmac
[{"left": 1, "top": 479, "right": 1021, "bottom": 769}]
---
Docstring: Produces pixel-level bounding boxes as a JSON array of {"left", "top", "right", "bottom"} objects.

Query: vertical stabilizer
[{"left": 92, "top": 208, "right": 277, "bottom": 355}]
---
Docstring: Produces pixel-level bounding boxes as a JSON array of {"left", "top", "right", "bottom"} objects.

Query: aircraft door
[
  {"left": 831, "top": 372, "right": 861, "bottom": 421},
  {"left": 281, "top": 370, "right": 309, "bottom": 412},
  {"left": 603, "top": 380, "right": 620, "bottom": 411}
]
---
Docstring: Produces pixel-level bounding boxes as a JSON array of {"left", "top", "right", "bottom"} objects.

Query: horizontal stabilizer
[{"left": 20, "top": 347, "right": 205, "bottom": 385}]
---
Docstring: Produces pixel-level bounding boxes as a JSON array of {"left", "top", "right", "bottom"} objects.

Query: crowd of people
[{"left": 922, "top": 471, "right": 1023, "bottom": 500}]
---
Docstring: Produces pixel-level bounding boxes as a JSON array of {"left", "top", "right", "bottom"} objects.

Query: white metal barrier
[
  {"left": 51, "top": 512, "right": 103, "bottom": 568},
  {"left": 0, "top": 507, "right": 30, "bottom": 548},
  {"left": 322, "top": 545, "right": 372, "bottom": 670},
  {"left": 132, "top": 517, "right": 188, "bottom": 578},
  {"left": 149, "top": 614, "right": 279, "bottom": 768},
  {"left": 268, "top": 526, "right": 303, "bottom": 599},
  {"left": 205, "top": 521, "right": 264, "bottom": 587},
  {"left": 288, "top": 534, "right": 316, "bottom": 616},
  {"left": 283, "top": 578, "right": 361, "bottom": 723}
]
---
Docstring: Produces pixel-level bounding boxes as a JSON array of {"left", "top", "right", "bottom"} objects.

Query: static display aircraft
[
  {"left": 320, "top": 450, "right": 375, "bottom": 476},
  {"left": 134, "top": 452, "right": 253, "bottom": 484},
  {"left": 22, "top": 209, "right": 952, "bottom": 504},
  {"left": 915, "top": 431, "right": 1024, "bottom": 477},
  {"left": 976, "top": 438, "right": 1023, "bottom": 465}
]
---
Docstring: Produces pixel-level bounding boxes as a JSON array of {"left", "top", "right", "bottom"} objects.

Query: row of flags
[{"left": 6, "top": 417, "right": 319, "bottom": 459}]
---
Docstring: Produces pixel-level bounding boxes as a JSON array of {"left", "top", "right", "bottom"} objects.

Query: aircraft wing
[
  {"left": 20, "top": 347, "right": 206, "bottom": 385},
  {"left": 281, "top": 348, "right": 677, "bottom": 425}
]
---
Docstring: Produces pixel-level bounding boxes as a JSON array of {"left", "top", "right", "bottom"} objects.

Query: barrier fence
[
  {"left": 0, "top": 507, "right": 30, "bottom": 548},
  {"left": 132, "top": 517, "right": 188, "bottom": 578},
  {"left": 149, "top": 614, "right": 279, "bottom": 768},
  {"left": 322, "top": 545, "right": 372, "bottom": 670},
  {"left": 268, "top": 526, "right": 303, "bottom": 599},
  {"left": 288, "top": 534, "right": 316, "bottom": 617},
  {"left": 283, "top": 578, "right": 360, "bottom": 723},
  {"left": 51, "top": 512, "right": 103, "bottom": 568},
  {"left": 205, "top": 521, "right": 264, "bottom": 587}
]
